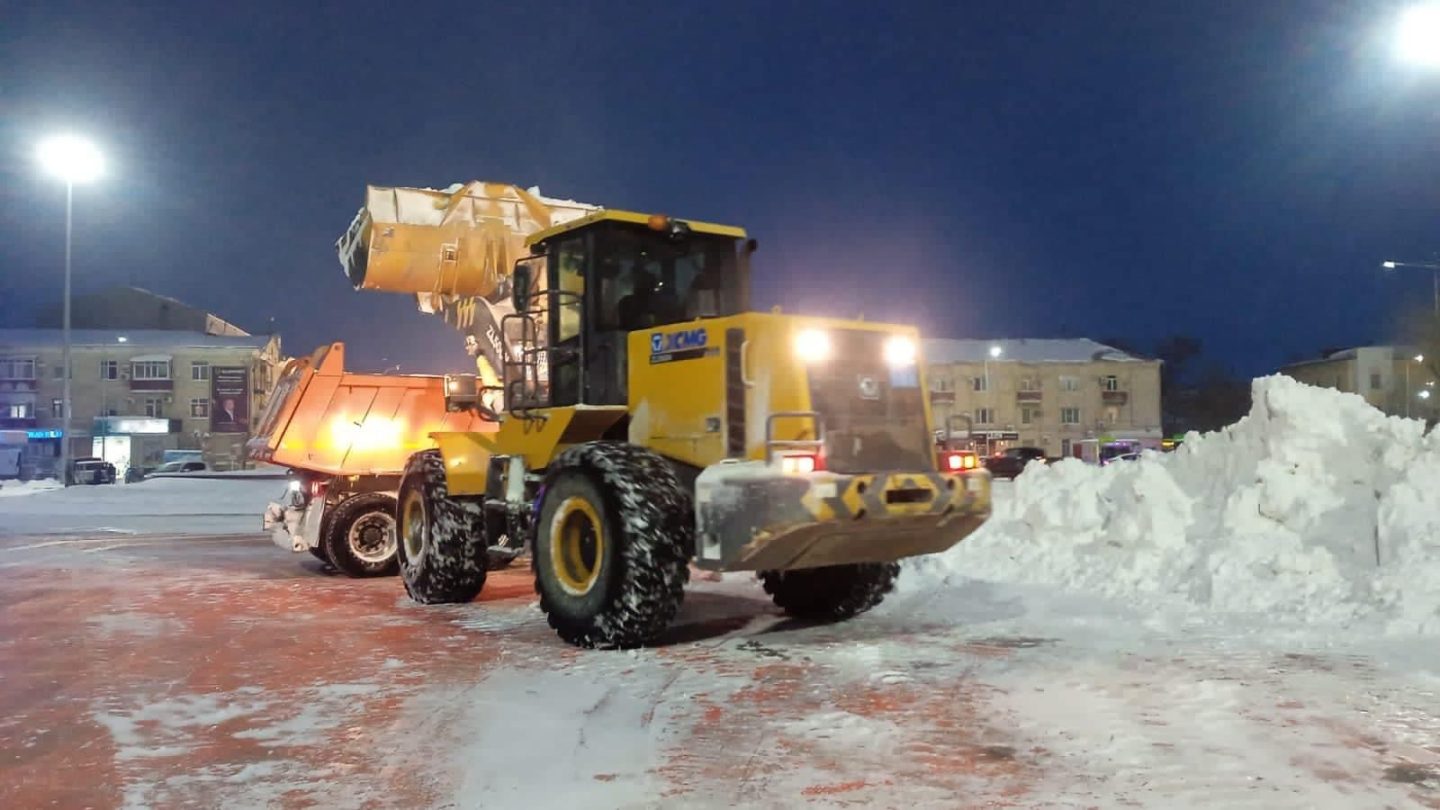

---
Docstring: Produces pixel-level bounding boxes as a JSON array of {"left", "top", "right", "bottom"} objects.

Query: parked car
[
  {"left": 983, "top": 446, "right": 1048, "bottom": 479},
  {"left": 150, "top": 460, "right": 208, "bottom": 475},
  {"left": 1102, "top": 451, "right": 1142, "bottom": 465},
  {"left": 69, "top": 457, "right": 117, "bottom": 485}
]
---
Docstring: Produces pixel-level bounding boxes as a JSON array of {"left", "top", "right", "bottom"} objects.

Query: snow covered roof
[
  {"left": 1282, "top": 345, "right": 1422, "bottom": 369},
  {"left": 0, "top": 329, "right": 275, "bottom": 351},
  {"left": 923, "top": 338, "right": 1149, "bottom": 364}
]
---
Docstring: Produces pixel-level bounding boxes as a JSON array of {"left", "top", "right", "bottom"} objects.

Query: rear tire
[
  {"left": 759, "top": 562, "right": 900, "bottom": 621},
  {"left": 397, "top": 450, "right": 487, "bottom": 603},
  {"left": 533, "top": 442, "right": 691, "bottom": 649},
  {"left": 321, "top": 493, "right": 399, "bottom": 578}
]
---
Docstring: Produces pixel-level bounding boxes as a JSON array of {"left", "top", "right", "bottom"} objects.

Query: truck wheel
[
  {"left": 533, "top": 442, "right": 691, "bottom": 649},
  {"left": 397, "top": 450, "right": 487, "bottom": 603},
  {"left": 321, "top": 493, "right": 399, "bottom": 577},
  {"left": 308, "top": 546, "right": 331, "bottom": 565},
  {"left": 759, "top": 562, "right": 900, "bottom": 621}
]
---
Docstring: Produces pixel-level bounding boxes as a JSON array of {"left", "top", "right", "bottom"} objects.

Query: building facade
[
  {"left": 923, "top": 338, "right": 1164, "bottom": 458},
  {"left": 0, "top": 328, "right": 283, "bottom": 478},
  {"left": 1279, "top": 346, "right": 1436, "bottom": 419}
]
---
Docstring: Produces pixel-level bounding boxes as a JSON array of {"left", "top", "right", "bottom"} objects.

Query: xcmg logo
[{"left": 651, "top": 328, "right": 708, "bottom": 354}]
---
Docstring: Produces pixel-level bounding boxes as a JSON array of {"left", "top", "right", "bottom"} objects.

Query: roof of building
[
  {"left": 0, "top": 329, "right": 274, "bottom": 350},
  {"left": 1281, "top": 345, "right": 1421, "bottom": 369},
  {"left": 923, "top": 338, "right": 1150, "bottom": 364}
]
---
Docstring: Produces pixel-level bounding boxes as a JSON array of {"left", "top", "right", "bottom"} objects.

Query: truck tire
[
  {"left": 321, "top": 493, "right": 399, "bottom": 578},
  {"left": 533, "top": 442, "right": 691, "bottom": 649},
  {"left": 396, "top": 450, "right": 487, "bottom": 603},
  {"left": 308, "top": 546, "right": 331, "bottom": 565},
  {"left": 759, "top": 562, "right": 900, "bottom": 621}
]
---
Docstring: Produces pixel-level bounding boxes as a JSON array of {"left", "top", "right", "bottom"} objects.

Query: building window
[
  {"left": 1059, "top": 375, "right": 1079, "bottom": 391},
  {"left": 1061, "top": 438, "right": 1072, "bottom": 457},
  {"left": 974, "top": 408, "right": 994, "bottom": 425},
  {"left": 1061, "top": 407, "right": 1081, "bottom": 425},
  {"left": 1104, "top": 405, "right": 1121, "bottom": 425},
  {"left": 192, "top": 361, "right": 210, "bottom": 381},
  {"left": 53, "top": 364, "right": 65, "bottom": 379},
  {"left": 971, "top": 376, "right": 988, "bottom": 393},
  {"left": 100, "top": 360, "right": 119, "bottom": 380},
  {"left": 52, "top": 398, "right": 64, "bottom": 418},
  {"left": 1021, "top": 406, "right": 1039, "bottom": 425},
  {"left": 104, "top": 407, "right": 118, "bottom": 417},
  {"left": 929, "top": 376, "right": 951, "bottom": 393},
  {"left": 190, "top": 398, "right": 210, "bottom": 418},
  {"left": 1102, "top": 375, "right": 1120, "bottom": 391},
  {"left": 1018, "top": 377, "right": 1039, "bottom": 392},
  {"left": 144, "top": 397, "right": 165, "bottom": 418},
  {"left": 133, "top": 361, "right": 171, "bottom": 381},
  {"left": 1370, "top": 372, "right": 1382, "bottom": 390},
  {"left": 6, "top": 403, "right": 32, "bottom": 419},
  {"left": 0, "top": 358, "right": 36, "bottom": 380}
]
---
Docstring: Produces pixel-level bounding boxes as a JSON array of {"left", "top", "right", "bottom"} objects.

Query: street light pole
[
  {"left": 61, "top": 181, "right": 73, "bottom": 485},
  {"left": 38, "top": 134, "right": 103, "bottom": 486}
]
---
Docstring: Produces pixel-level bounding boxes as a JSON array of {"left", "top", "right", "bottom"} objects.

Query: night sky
[{"left": 5, "top": 1, "right": 1440, "bottom": 376}]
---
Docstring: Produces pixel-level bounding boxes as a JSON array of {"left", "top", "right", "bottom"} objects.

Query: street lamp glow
[
  {"left": 1416, "top": 354, "right": 1426, "bottom": 363},
  {"left": 988, "top": 345, "right": 1003, "bottom": 359},
  {"left": 1383, "top": 261, "right": 1399, "bottom": 269},
  {"left": 36, "top": 135, "right": 104, "bottom": 184},
  {"left": 1398, "top": 4, "right": 1440, "bottom": 68},
  {"left": 1420, "top": 389, "right": 1432, "bottom": 400}
]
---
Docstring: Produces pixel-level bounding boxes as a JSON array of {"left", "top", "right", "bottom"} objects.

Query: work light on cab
[
  {"left": 794, "top": 328, "right": 832, "bottom": 363},
  {"left": 884, "top": 335, "right": 917, "bottom": 367}
]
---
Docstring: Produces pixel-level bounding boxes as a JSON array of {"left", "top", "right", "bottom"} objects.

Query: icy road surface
[
  {"left": 2, "top": 530, "right": 1438, "bottom": 809},
  {"left": 0, "top": 477, "right": 279, "bottom": 535}
]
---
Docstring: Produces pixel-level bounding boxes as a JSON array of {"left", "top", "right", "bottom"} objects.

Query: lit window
[{"left": 190, "top": 398, "right": 210, "bottom": 418}]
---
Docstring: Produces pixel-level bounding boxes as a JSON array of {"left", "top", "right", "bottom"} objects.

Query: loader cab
[{"left": 509, "top": 212, "right": 750, "bottom": 410}]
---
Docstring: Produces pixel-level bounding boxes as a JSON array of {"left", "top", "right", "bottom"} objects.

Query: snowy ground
[
  {"left": 0, "top": 477, "right": 281, "bottom": 535},
  {"left": 1, "top": 477, "right": 1438, "bottom": 809}
]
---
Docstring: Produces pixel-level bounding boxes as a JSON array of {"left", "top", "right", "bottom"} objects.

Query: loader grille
[{"left": 806, "top": 329, "right": 932, "bottom": 474}]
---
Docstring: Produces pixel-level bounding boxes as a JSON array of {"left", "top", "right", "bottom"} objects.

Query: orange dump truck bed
[{"left": 246, "top": 343, "right": 491, "bottom": 476}]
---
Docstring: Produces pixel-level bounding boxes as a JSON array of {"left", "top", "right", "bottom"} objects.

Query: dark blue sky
[{"left": 4, "top": 1, "right": 1440, "bottom": 375}]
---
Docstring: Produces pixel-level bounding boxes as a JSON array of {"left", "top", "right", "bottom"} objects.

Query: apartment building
[{"left": 923, "top": 338, "right": 1163, "bottom": 458}]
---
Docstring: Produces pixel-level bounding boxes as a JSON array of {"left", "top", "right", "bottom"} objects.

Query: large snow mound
[
  {"left": 911, "top": 375, "right": 1440, "bottom": 634},
  {"left": 0, "top": 479, "right": 62, "bottom": 498}
]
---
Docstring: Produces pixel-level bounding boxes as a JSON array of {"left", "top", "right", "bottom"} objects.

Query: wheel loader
[{"left": 339, "top": 182, "right": 991, "bottom": 648}]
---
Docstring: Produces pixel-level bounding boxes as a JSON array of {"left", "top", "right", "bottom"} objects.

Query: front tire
[
  {"left": 397, "top": 450, "right": 487, "bottom": 604},
  {"left": 533, "top": 442, "right": 691, "bottom": 649},
  {"left": 759, "top": 562, "right": 900, "bottom": 621},
  {"left": 321, "top": 493, "right": 399, "bottom": 577}
]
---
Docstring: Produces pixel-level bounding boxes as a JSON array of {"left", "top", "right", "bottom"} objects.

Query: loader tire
[
  {"left": 759, "top": 562, "right": 900, "bottom": 621},
  {"left": 533, "top": 442, "right": 691, "bottom": 649},
  {"left": 322, "top": 493, "right": 399, "bottom": 578},
  {"left": 308, "top": 546, "right": 331, "bottom": 564},
  {"left": 397, "top": 450, "right": 487, "bottom": 604}
]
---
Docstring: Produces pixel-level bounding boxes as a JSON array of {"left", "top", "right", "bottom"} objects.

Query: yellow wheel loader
[{"left": 340, "top": 183, "right": 991, "bottom": 648}]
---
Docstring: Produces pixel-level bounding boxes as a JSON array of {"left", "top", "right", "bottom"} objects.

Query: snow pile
[
  {"left": 0, "top": 479, "right": 62, "bottom": 497},
  {"left": 914, "top": 376, "right": 1440, "bottom": 633}
]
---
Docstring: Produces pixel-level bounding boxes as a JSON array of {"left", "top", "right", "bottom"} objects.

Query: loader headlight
[
  {"left": 794, "top": 328, "right": 832, "bottom": 363},
  {"left": 884, "top": 335, "right": 917, "bottom": 367},
  {"left": 287, "top": 480, "right": 302, "bottom": 492}
]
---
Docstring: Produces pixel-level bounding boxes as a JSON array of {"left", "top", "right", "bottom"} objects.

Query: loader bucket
[{"left": 336, "top": 182, "right": 597, "bottom": 297}]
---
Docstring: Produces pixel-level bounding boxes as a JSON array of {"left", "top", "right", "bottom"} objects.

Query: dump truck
[
  {"left": 246, "top": 342, "right": 492, "bottom": 576},
  {"left": 339, "top": 181, "right": 992, "bottom": 647}
]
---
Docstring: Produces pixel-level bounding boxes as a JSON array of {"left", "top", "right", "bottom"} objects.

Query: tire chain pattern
[
  {"left": 759, "top": 562, "right": 901, "bottom": 621},
  {"left": 536, "top": 442, "right": 692, "bottom": 648},
  {"left": 398, "top": 450, "right": 488, "bottom": 604}
]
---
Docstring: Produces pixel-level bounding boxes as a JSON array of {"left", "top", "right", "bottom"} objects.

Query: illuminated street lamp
[
  {"left": 37, "top": 134, "right": 104, "bottom": 485},
  {"left": 1397, "top": 4, "right": 1440, "bottom": 68}
]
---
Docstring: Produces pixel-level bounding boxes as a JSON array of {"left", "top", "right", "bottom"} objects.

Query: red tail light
[
  {"left": 779, "top": 454, "right": 823, "bottom": 474},
  {"left": 940, "top": 451, "right": 978, "bottom": 472},
  {"left": 308, "top": 479, "right": 329, "bottom": 500}
]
